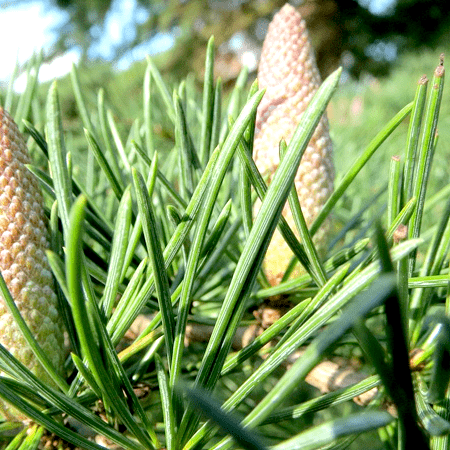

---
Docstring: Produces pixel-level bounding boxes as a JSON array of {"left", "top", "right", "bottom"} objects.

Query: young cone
[
  {"left": 254, "top": 3, "right": 334, "bottom": 285},
  {"left": 0, "top": 108, "right": 66, "bottom": 420}
]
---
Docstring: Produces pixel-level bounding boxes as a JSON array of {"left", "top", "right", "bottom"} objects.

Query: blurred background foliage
[{"left": 6, "top": 0, "right": 450, "bottom": 79}]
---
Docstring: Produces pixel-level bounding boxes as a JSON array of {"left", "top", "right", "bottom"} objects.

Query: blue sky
[
  {"left": 0, "top": 1, "right": 71, "bottom": 82},
  {"left": 0, "top": 0, "right": 396, "bottom": 87},
  {"left": 0, "top": 0, "right": 175, "bottom": 88}
]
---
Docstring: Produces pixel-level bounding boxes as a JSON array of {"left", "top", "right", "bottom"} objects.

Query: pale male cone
[
  {"left": 0, "top": 107, "right": 66, "bottom": 421},
  {"left": 254, "top": 3, "right": 334, "bottom": 285}
]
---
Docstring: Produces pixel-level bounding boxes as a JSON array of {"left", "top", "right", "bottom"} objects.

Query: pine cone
[
  {"left": 0, "top": 108, "right": 66, "bottom": 420},
  {"left": 254, "top": 3, "right": 334, "bottom": 285}
]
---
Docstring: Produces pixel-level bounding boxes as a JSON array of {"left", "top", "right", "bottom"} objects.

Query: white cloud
[
  {"left": 14, "top": 47, "right": 81, "bottom": 92},
  {"left": 0, "top": 2, "right": 68, "bottom": 82},
  {"left": 359, "top": 0, "right": 396, "bottom": 15}
]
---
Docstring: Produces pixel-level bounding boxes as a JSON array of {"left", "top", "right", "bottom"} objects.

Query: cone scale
[
  {"left": 0, "top": 108, "right": 65, "bottom": 421},
  {"left": 254, "top": 3, "right": 334, "bottom": 285}
]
